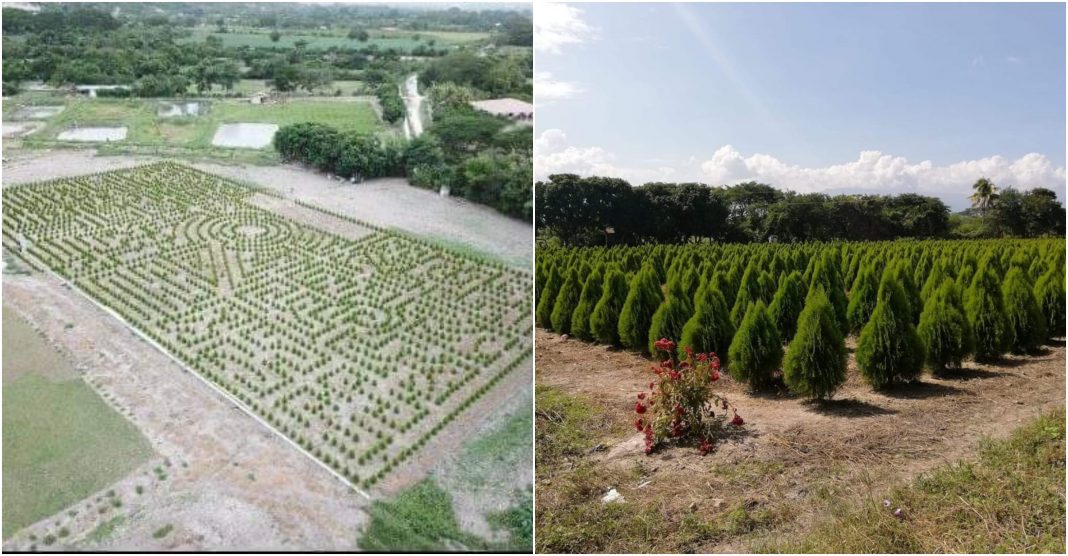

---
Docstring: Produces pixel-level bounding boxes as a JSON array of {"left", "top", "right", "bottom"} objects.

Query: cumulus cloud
[
  {"left": 535, "top": 3, "right": 595, "bottom": 54},
  {"left": 535, "top": 72, "right": 583, "bottom": 102},
  {"left": 536, "top": 130, "right": 1066, "bottom": 206}
]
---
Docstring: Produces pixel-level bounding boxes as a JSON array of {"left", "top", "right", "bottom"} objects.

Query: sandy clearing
[{"left": 247, "top": 192, "right": 375, "bottom": 241}]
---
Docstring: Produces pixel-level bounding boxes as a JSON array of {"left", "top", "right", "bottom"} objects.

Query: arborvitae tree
[
  {"left": 535, "top": 261, "right": 547, "bottom": 302},
  {"left": 618, "top": 265, "right": 663, "bottom": 352},
  {"left": 965, "top": 264, "right": 1010, "bottom": 361},
  {"left": 808, "top": 253, "right": 848, "bottom": 330},
  {"left": 679, "top": 267, "right": 701, "bottom": 300},
  {"left": 679, "top": 282, "right": 735, "bottom": 365},
  {"left": 757, "top": 271, "right": 777, "bottom": 304},
  {"left": 549, "top": 269, "right": 582, "bottom": 334},
  {"left": 846, "top": 262, "right": 879, "bottom": 334},
  {"left": 917, "top": 279, "right": 973, "bottom": 372},
  {"left": 886, "top": 260, "right": 921, "bottom": 323},
  {"left": 727, "top": 301, "right": 783, "bottom": 389},
  {"left": 919, "top": 262, "right": 947, "bottom": 302},
  {"left": 647, "top": 281, "right": 695, "bottom": 353},
  {"left": 1001, "top": 268, "right": 1046, "bottom": 354},
  {"left": 589, "top": 267, "right": 629, "bottom": 345},
  {"left": 570, "top": 264, "right": 605, "bottom": 341},
  {"left": 1033, "top": 267, "right": 1066, "bottom": 339},
  {"left": 535, "top": 263, "right": 562, "bottom": 328},
  {"left": 767, "top": 271, "right": 806, "bottom": 342},
  {"left": 783, "top": 289, "right": 846, "bottom": 399},
  {"left": 855, "top": 273, "right": 925, "bottom": 388},
  {"left": 730, "top": 261, "right": 761, "bottom": 328}
]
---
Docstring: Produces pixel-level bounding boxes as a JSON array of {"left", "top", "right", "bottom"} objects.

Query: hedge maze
[{"left": 2, "top": 162, "right": 532, "bottom": 490}]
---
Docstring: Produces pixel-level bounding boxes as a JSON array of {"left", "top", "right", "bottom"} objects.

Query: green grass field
[
  {"left": 8, "top": 96, "right": 387, "bottom": 162},
  {"left": 2, "top": 307, "right": 153, "bottom": 539},
  {"left": 181, "top": 28, "right": 489, "bottom": 50}
]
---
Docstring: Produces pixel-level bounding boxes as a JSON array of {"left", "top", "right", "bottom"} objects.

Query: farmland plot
[{"left": 1, "top": 162, "right": 532, "bottom": 491}]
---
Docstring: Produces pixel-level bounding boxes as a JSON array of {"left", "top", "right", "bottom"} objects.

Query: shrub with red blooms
[{"left": 633, "top": 338, "right": 745, "bottom": 455}]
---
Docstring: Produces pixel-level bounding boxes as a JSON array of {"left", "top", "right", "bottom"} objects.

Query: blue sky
[{"left": 534, "top": 2, "right": 1066, "bottom": 209}]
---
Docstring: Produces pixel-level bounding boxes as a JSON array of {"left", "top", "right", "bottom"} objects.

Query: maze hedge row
[{"left": 2, "top": 162, "right": 532, "bottom": 490}]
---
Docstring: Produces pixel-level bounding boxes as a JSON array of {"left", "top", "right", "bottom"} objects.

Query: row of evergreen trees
[{"left": 536, "top": 239, "right": 1065, "bottom": 398}]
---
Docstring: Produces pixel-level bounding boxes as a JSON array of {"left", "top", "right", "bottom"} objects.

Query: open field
[
  {"left": 180, "top": 28, "right": 490, "bottom": 50},
  {"left": 3, "top": 97, "right": 386, "bottom": 162},
  {"left": 534, "top": 329, "right": 1065, "bottom": 553},
  {"left": 2, "top": 162, "right": 532, "bottom": 492},
  {"left": 2, "top": 306, "right": 154, "bottom": 539}
]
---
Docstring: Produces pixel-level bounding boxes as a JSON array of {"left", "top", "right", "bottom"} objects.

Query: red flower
[
  {"left": 634, "top": 418, "right": 644, "bottom": 431},
  {"left": 648, "top": 381, "right": 655, "bottom": 390},
  {"left": 654, "top": 338, "right": 676, "bottom": 352},
  {"left": 710, "top": 370, "right": 720, "bottom": 382},
  {"left": 696, "top": 353, "right": 708, "bottom": 362},
  {"left": 699, "top": 439, "right": 713, "bottom": 455},
  {"left": 669, "top": 371, "right": 680, "bottom": 381},
  {"left": 635, "top": 401, "right": 647, "bottom": 414},
  {"left": 637, "top": 392, "right": 646, "bottom": 400},
  {"left": 731, "top": 411, "right": 744, "bottom": 426},
  {"left": 685, "top": 345, "right": 694, "bottom": 357}
]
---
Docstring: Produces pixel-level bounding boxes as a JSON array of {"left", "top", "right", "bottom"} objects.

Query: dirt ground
[
  {"left": 535, "top": 328, "right": 1066, "bottom": 551},
  {"left": 1, "top": 149, "right": 532, "bottom": 268}
]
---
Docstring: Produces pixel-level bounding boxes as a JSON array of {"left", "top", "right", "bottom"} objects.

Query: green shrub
[
  {"left": 647, "top": 280, "right": 695, "bottom": 354},
  {"left": 965, "top": 264, "right": 1009, "bottom": 360},
  {"left": 917, "top": 279, "right": 973, "bottom": 372},
  {"left": 549, "top": 269, "right": 582, "bottom": 334},
  {"left": 727, "top": 301, "right": 782, "bottom": 389},
  {"left": 846, "top": 261, "right": 879, "bottom": 334},
  {"left": 855, "top": 273, "right": 925, "bottom": 388},
  {"left": 1001, "top": 268, "right": 1046, "bottom": 354},
  {"left": 1033, "top": 267, "right": 1066, "bottom": 339},
  {"left": 618, "top": 265, "right": 663, "bottom": 353},
  {"left": 535, "top": 263, "right": 563, "bottom": 329},
  {"left": 808, "top": 252, "right": 848, "bottom": 330},
  {"left": 679, "top": 282, "right": 735, "bottom": 364},
  {"left": 768, "top": 271, "right": 806, "bottom": 342},
  {"left": 730, "top": 261, "right": 761, "bottom": 328},
  {"left": 589, "top": 267, "right": 629, "bottom": 345},
  {"left": 783, "top": 288, "right": 846, "bottom": 399},
  {"left": 570, "top": 264, "right": 605, "bottom": 341}
]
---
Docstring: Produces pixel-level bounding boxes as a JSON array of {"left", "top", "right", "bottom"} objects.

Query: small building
[{"left": 470, "top": 98, "right": 533, "bottom": 121}]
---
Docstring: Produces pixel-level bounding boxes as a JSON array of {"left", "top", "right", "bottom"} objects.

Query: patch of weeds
[
  {"left": 152, "top": 524, "right": 174, "bottom": 539},
  {"left": 135, "top": 485, "right": 144, "bottom": 495},
  {"left": 536, "top": 385, "right": 624, "bottom": 469},
  {"left": 768, "top": 407, "right": 1066, "bottom": 553},
  {"left": 487, "top": 488, "right": 533, "bottom": 552},
  {"left": 57, "top": 527, "right": 69, "bottom": 538},
  {"left": 246, "top": 473, "right": 256, "bottom": 482},
  {"left": 42, "top": 534, "right": 56, "bottom": 546},
  {"left": 358, "top": 478, "right": 485, "bottom": 551},
  {"left": 87, "top": 515, "right": 125, "bottom": 544}
]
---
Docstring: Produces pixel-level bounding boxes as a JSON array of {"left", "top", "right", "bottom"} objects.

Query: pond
[
  {"left": 57, "top": 127, "right": 128, "bottom": 142},
  {"left": 158, "top": 102, "right": 204, "bottom": 117},
  {"left": 211, "top": 123, "right": 278, "bottom": 149},
  {"left": 11, "top": 106, "right": 65, "bottom": 119}
]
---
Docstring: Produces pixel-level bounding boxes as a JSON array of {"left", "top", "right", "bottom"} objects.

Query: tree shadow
[
  {"left": 878, "top": 381, "right": 968, "bottom": 400},
  {"left": 933, "top": 367, "right": 1009, "bottom": 381},
  {"left": 802, "top": 398, "right": 897, "bottom": 418},
  {"left": 982, "top": 356, "right": 1033, "bottom": 369},
  {"left": 1043, "top": 338, "right": 1066, "bottom": 348}
]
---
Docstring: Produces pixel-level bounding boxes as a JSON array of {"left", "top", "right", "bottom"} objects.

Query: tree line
[{"left": 536, "top": 174, "right": 1065, "bottom": 246}]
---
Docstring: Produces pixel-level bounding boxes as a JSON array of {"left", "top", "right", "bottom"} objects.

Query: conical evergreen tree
[
  {"left": 648, "top": 280, "right": 695, "bottom": 354},
  {"left": 920, "top": 261, "right": 947, "bottom": 303},
  {"left": 589, "top": 267, "right": 629, "bottom": 345},
  {"left": 783, "top": 289, "right": 847, "bottom": 399},
  {"left": 808, "top": 252, "right": 848, "bottom": 330},
  {"left": 1001, "top": 267, "right": 1046, "bottom": 354},
  {"left": 570, "top": 264, "right": 605, "bottom": 341},
  {"left": 730, "top": 261, "right": 761, "bottom": 328},
  {"left": 618, "top": 265, "right": 663, "bottom": 352},
  {"left": 535, "top": 263, "right": 562, "bottom": 328},
  {"left": 768, "top": 271, "right": 806, "bottom": 342},
  {"left": 679, "top": 282, "right": 735, "bottom": 364},
  {"left": 550, "top": 269, "right": 582, "bottom": 334},
  {"left": 917, "top": 279, "right": 974, "bottom": 372},
  {"left": 1033, "top": 267, "right": 1066, "bottom": 339},
  {"left": 855, "top": 272, "right": 925, "bottom": 388},
  {"left": 727, "top": 301, "right": 783, "bottom": 389},
  {"left": 846, "top": 261, "right": 879, "bottom": 334},
  {"left": 965, "top": 263, "right": 1010, "bottom": 360}
]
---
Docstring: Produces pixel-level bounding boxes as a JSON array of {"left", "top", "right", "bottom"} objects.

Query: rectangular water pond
[
  {"left": 11, "top": 106, "right": 65, "bottom": 120},
  {"left": 158, "top": 101, "right": 205, "bottom": 117},
  {"left": 211, "top": 123, "right": 278, "bottom": 149},
  {"left": 57, "top": 127, "right": 128, "bottom": 142}
]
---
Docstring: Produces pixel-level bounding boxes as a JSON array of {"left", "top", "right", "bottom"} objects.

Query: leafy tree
[
  {"left": 969, "top": 177, "right": 999, "bottom": 217},
  {"left": 917, "top": 279, "right": 974, "bottom": 372},
  {"left": 855, "top": 272, "right": 925, "bottom": 388},
  {"left": 783, "top": 289, "right": 846, "bottom": 399},
  {"left": 727, "top": 301, "right": 783, "bottom": 389},
  {"left": 589, "top": 267, "right": 629, "bottom": 345},
  {"left": 270, "top": 29, "right": 281, "bottom": 42},
  {"left": 1001, "top": 268, "right": 1046, "bottom": 354}
]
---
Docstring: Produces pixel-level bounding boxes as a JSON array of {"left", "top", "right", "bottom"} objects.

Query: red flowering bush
[{"left": 633, "top": 338, "right": 745, "bottom": 455}]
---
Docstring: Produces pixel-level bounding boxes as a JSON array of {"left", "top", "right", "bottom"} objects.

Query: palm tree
[{"left": 969, "top": 177, "right": 999, "bottom": 216}]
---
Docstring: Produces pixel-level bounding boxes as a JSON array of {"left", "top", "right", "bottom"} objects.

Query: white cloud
[
  {"left": 1005, "top": 56, "right": 1023, "bottom": 64},
  {"left": 536, "top": 130, "right": 1066, "bottom": 205},
  {"left": 535, "top": 72, "right": 583, "bottom": 102},
  {"left": 535, "top": 3, "right": 595, "bottom": 54}
]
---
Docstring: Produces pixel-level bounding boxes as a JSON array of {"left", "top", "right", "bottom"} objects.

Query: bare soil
[{"left": 535, "top": 328, "right": 1066, "bottom": 551}]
